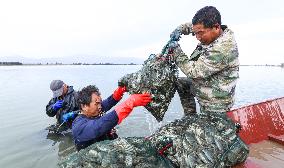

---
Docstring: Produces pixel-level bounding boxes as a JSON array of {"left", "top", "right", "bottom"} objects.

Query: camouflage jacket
[
  {"left": 174, "top": 23, "right": 239, "bottom": 113},
  {"left": 46, "top": 86, "right": 79, "bottom": 124}
]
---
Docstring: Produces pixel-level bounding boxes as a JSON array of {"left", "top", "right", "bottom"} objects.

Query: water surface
[{"left": 0, "top": 65, "right": 283, "bottom": 167}]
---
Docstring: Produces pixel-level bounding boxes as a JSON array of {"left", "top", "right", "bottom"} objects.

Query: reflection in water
[{"left": 46, "top": 126, "right": 76, "bottom": 158}]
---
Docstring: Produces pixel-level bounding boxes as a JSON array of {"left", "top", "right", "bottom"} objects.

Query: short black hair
[
  {"left": 192, "top": 6, "right": 221, "bottom": 28},
  {"left": 77, "top": 85, "right": 101, "bottom": 109}
]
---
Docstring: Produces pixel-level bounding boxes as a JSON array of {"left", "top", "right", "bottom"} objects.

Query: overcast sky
[{"left": 0, "top": 0, "right": 283, "bottom": 65}]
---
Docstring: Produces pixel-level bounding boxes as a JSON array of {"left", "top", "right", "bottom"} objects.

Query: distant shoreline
[
  {"left": 0, "top": 62, "right": 139, "bottom": 66},
  {"left": 0, "top": 62, "right": 283, "bottom": 67},
  {"left": 240, "top": 64, "right": 284, "bottom": 67}
]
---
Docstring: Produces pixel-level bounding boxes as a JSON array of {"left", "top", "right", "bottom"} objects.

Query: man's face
[
  {"left": 82, "top": 93, "right": 102, "bottom": 117},
  {"left": 62, "top": 84, "right": 68, "bottom": 95},
  {"left": 192, "top": 23, "right": 220, "bottom": 45}
]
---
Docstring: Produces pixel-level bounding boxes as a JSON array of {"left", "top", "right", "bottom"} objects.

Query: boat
[{"left": 227, "top": 97, "right": 284, "bottom": 168}]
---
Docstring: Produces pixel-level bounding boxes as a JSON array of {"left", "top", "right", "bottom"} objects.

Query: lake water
[{"left": 0, "top": 65, "right": 283, "bottom": 168}]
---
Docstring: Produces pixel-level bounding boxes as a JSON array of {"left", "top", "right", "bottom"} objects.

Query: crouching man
[{"left": 72, "top": 85, "right": 152, "bottom": 151}]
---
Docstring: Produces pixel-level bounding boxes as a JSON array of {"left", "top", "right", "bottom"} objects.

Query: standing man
[
  {"left": 46, "top": 80, "right": 80, "bottom": 130},
  {"left": 170, "top": 6, "right": 239, "bottom": 115},
  {"left": 72, "top": 85, "right": 152, "bottom": 151}
]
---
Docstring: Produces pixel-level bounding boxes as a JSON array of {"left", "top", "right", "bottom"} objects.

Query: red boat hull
[
  {"left": 227, "top": 97, "right": 284, "bottom": 168},
  {"left": 227, "top": 97, "right": 284, "bottom": 144}
]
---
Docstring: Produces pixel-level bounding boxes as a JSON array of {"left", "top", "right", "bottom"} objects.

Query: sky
[{"left": 0, "top": 0, "right": 283, "bottom": 65}]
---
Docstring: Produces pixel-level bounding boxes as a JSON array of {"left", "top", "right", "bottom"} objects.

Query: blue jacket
[{"left": 72, "top": 95, "right": 119, "bottom": 150}]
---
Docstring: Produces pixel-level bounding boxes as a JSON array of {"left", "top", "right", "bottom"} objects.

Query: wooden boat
[{"left": 227, "top": 97, "right": 284, "bottom": 168}]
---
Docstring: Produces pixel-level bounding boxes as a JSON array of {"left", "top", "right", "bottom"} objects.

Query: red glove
[
  {"left": 112, "top": 86, "right": 127, "bottom": 101},
  {"left": 115, "top": 93, "right": 152, "bottom": 124}
]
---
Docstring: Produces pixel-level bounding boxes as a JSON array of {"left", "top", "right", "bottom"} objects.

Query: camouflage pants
[
  {"left": 176, "top": 77, "right": 197, "bottom": 115},
  {"left": 176, "top": 78, "right": 230, "bottom": 115}
]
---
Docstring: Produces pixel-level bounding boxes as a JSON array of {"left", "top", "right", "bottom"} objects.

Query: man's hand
[
  {"left": 113, "top": 86, "right": 127, "bottom": 101},
  {"left": 115, "top": 93, "right": 152, "bottom": 124},
  {"left": 52, "top": 100, "right": 63, "bottom": 111},
  {"left": 62, "top": 111, "right": 77, "bottom": 123},
  {"left": 128, "top": 93, "right": 152, "bottom": 107}
]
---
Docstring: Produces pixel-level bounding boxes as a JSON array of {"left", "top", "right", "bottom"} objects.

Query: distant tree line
[
  {"left": 0, "top": 62, "right": 138, "bottom": 66},
  {"left": 71, "top": 62, "right": 137, "bottom": 65},
  {"left": 241, "top": 64, "right": 284, "bottom": 67},
  {"left": 0, "top": 62, "right": 22, "bottom": 65}
]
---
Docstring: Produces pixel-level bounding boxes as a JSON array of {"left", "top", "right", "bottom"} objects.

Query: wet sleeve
[
  {"left": 174, "top": 46, "right": 227, "bottom": 79},
  {"left": 76, "top": 111, "right": 118, "bottom": 142},
  {"left": 46, "top": 99, "right": 57, "bottom": 117},
  {"left": 101, "top": 95, "right": 119, "bottom": 112}
]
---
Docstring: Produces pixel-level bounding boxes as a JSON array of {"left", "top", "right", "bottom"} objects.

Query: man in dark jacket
[
  {"left": 46, "top": 80, "right": 79, "bottom": 130},
  {"left": 72, "top": 85, "right": 152, "bottom": 151}
]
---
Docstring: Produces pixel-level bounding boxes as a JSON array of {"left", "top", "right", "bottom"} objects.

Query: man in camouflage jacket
[
  {"left": 172, "top": 6, "right": 239, "bottom": 115},
  {"left": 59, "top": 7, "right": 249, "bottom": 167}
]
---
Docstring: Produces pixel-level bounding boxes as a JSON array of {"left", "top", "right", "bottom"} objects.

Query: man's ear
[
  {"left": 214, "top": 23, "right": 221, "bottom": 30},
  {"left": 81, "top": 104, "right": 88, "bottom": 112}
]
